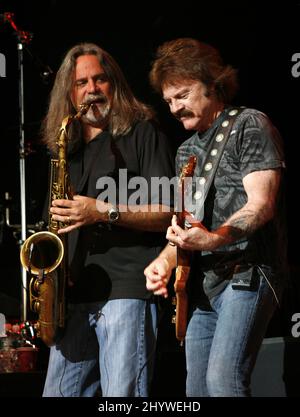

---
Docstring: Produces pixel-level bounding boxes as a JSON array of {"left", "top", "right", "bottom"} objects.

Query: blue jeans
[
  {"left": 43, "top": 299, "right": 157, "bottom": 397},
  {"left": 185, "top": 271, "right": 278, "bottom": 397}
]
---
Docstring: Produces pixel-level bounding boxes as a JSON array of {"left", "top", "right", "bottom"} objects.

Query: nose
[
  {"left": 170, "top": 99, "right": 183, "bottom": 114},
  {"left": 86, "top": 78, "right": 98, "bottom": 94}
]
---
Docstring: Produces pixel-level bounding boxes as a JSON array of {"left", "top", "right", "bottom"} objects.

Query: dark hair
[{"left": 149, "top": 38, "right": 238, "bottom": 104}]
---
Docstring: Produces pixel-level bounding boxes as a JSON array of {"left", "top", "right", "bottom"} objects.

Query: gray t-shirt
[{"left": 176, "top": 107, "right": 287, "bottom": 299}]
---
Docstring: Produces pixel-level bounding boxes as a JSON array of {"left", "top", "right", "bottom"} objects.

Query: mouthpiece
[
  {"left": 74, "top": 96, "right": 103, "bottom": 120},
  {"left": 73, "top": 102, "right": 91, "bottom": 119}
]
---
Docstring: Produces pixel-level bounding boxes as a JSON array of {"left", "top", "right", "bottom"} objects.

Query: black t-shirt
[
  {"left": 67, "top": 120, "right": 175, "bottom": 302},
  {"left": 176, "top": 107, "right": 287, "bottom": 299}
]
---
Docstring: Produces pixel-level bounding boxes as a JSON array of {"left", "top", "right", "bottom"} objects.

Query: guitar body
[
  {"left": 174, "top": 253, "right": 191, "bottom": 342},
  {"left": 173, "top": 156, "right": 197, "bottom": 343}
]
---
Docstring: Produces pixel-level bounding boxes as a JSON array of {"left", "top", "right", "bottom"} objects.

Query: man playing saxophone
[{"left": 41, "top": 43, "right": 174, "bottom": 397}]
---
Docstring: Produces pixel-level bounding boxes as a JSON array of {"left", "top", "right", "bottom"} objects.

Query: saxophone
[{"left": 20, "top": 101, "right": 91, "bottom": 346}]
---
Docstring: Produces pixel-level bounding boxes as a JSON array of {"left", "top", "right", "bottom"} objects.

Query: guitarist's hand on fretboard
[{"left": 167, "top": 214, "right": 208, "bottom": 251}]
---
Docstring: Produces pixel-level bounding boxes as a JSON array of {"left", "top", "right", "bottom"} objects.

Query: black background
[{"left": 0, "top": 0, "right": 299, "bottom": 361}]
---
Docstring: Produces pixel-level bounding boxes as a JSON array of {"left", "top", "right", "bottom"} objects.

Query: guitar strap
[{"left": 192, "top": 106, "right": 246, "bottom": 222}]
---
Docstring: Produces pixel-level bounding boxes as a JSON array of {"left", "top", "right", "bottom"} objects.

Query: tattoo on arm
[
  {"left": 227, "top": 210, "right": 257, "bottom": 239},
  {"left": 216, "top": 207, "right": 271, "bottom": 244}
]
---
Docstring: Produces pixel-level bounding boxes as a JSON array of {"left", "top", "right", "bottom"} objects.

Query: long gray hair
[{"left": 42, "top": 43, "right": 154, "bottom": 153}]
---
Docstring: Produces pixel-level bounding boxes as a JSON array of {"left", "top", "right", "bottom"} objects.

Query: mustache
[
  {"left": 83, "top": 94, "right": 108, "bottom": 106},
  {"left": 174, "top": 109, "right": 194, "bottom": 120}
]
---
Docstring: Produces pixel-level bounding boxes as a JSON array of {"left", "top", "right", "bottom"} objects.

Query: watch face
[{"left": 108, "top": 207, "right": 119, "bottom": 222}]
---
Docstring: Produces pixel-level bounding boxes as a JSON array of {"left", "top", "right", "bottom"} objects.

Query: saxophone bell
[{"left": 20, "top": 231, "right": 64, "bottom": 276}]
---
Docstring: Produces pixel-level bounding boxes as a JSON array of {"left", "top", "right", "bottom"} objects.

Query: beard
[{"left": 81, "top": 94, "right": 111, "bottom": 126}]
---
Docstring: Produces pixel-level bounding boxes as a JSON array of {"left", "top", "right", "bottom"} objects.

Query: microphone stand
[{"left": 3, "top": 13, "right": 33, "bottom": 323}]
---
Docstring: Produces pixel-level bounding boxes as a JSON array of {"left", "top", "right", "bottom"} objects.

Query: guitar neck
[
  {"left": 176, "top": 208, "right": 190, "bottom": 266},
  {"left": 173, "top": 155, "right": 196, "bottom": 342}
]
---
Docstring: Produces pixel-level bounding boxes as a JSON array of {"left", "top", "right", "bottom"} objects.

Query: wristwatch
[{"left": 107, "top": 205, "right": 120, "bottom": 223}]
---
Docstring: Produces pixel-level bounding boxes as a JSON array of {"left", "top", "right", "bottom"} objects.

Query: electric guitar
[{"left": 173, "top": 155, "right": 197, "bottom": 343}]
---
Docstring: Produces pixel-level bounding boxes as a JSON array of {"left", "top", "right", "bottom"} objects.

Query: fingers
[
  {"left": 166, "top": 215, "right": 186, "bottom": 246},
  {"left": 144, "top": 265, "right": 165, "bottom": 286},
  {"left": 52, "top": 199, "right": 73, "bottom": 208},
  {"left": 154, "top": 287, "right": 168, "bottom": 298},
  {"left": 50, "top": 215, "right": 80, "bottom": 234},
  {"left": 171, "top": 215, "right": 184, "bottom": 234},
  {"left": 146, "top": 275, "right": 164, "bottom": 291},
  {"left": 50, "top": 209, "right": 73, "bottom": 220},
  {"left": 57, "top": 223, "right": 78, "bottom": 234},
  {"left": 166, "top": 225, "right": 176, "bottom": 244},
  {"left": 50, "top": 205, "right": 80, "bottom": 233},
  {"left": 146, "top": 278, "right": 169, "bottom": 298},
  {"left": 51, "top": 198, "right": 77, "bottom": 222},
  {"left": 144, "top": 259, "right": 170, "bottom": 298},
  {"left": 50, "top": 199, "right": 73, "bottom": 219},
  {"left": 50, "top": 212, "right": 74, "bottom": 224}
]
